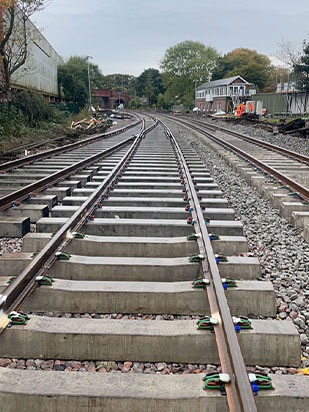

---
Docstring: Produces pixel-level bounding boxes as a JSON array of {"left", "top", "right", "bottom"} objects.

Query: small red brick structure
[{"left": 92, "top": 89, "right": 130, "bottom": 109}]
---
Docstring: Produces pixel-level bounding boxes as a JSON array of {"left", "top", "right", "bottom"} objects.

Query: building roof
[{"left": 196, "top": 76, "right": 249, "bottom": 90}]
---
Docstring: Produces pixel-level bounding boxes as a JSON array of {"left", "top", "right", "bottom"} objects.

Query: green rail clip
[
  {"left": 7, "top": 311, "right": 29, "bottom": 326},
  {"left": 249, "top": 373, "right": 272, "bottom": 394},
  {"left": 197, "top": 316, "right": 219, "bottom": 330},
  {"left": 192, "top": 277, "right": 210, "bottom": 288},
  {"left": 187, "top": 233, "right": 201, "bottom": 241},
  {"left": 209, "top": 233, "right": 220, "bottom": 241},
  {"left": 232, "top": 316, "right": 252, "bottom": 332},
  {"left": 72, "top": 232, "right": 85, "bottom": 239},
  {"left": 55, "top": 251, "right": 71, "bottom": 260},
  {"left": 203, "top": 372, "right": 231, "bottom": 395},
  {"left": 203, "top": 372, "right": 231, "bottom": 388},
  {"left": 36, "top": 275, "right": 54, "bottom": 286},
  {"left": 215, "top": 254, "right": 228, "bottom": 263},
  {"left": 7, "top": 275, "right": 17, "bottom": 284},
  {"left": 221, "top": 278, "right": 237, "bottom": 289},
  {"left": 189, "top": 254, "right": 205, "bottom": 262}
]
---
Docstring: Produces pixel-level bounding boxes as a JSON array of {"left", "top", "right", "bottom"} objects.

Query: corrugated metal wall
[
  {"left": 251, "top": 93, "right": 289, "bottom": 115},
  {"left": 252, "top": 92, "right": 309, "bottom": 115},
  {"left": 11, "top": 16, "right": 63, "bottom": 97},
  {"left": 289, "top": 93, "right": 309, "bottom": 114}
]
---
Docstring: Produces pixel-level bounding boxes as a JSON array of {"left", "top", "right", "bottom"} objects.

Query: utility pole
[
  {"left": 86, "top": 56, "right": 93, "bottom": 111},
  {"left": 194, "top": 79, "right": 198, "bottom": 111},
  {"left": 194, "top": 79, "right": 198, "bottom": 101}
]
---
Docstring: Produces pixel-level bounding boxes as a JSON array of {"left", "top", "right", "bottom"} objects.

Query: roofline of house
[{"left": 197, "top": 76, "right": 250, "bottom": 90}]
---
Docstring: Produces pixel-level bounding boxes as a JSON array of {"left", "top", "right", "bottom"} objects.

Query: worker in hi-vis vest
[{"left": 236, "top": 103, "right": 246, "bottom": 117}]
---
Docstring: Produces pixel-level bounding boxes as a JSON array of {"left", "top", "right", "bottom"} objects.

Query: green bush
[
  {"left": 128, "top": 97, "right": 142, "bottom": 109},
  {"left": 0, "top": 91, "right": 72, "bottom": 144},
  {"left": 13, "top": 90, "right": 54, "bottom": 124},
  {"left": 0, "top": 104, "right": 24, "bottom": 139}
]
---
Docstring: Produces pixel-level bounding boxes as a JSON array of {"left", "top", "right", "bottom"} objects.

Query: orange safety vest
[{"left": 236, "top": 104, "right": 246, "bottom": 117}]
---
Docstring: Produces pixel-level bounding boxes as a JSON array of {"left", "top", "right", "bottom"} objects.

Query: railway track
[
  {"left": 0, "top": 114, "right": 135, "bottom": 163},
  {"left": 161, "top": 114, "right": 309, "bottom": 237},
  {"left": 0, "top": 116, "right": 308, "bottom": 411},
  {"left": 0, "top": 117, "right": 141, "bottom": 237}
]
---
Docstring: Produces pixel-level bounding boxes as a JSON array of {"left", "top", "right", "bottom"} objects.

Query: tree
[
  {"left": 277, "top": 40, "right": 301, "bottom": 69},
  {"left": 211, "top": 48, "right": 274, "bottom": 91},
  {"left": 0, "top": 0, "right": 51, "bottom": 100},
  {"left": 263, "top": 66, "right": 291, "bottom": 93},
  {"left": 136, "top": 68, "right": 165, "bottom": 105},
  {"left": 157, "top": 93, "right": 171, "bottom": 110},
  {"left": 128, "top": 97, "right": 142, "bottom": 109},
  {"left": 143, "top": 70, "right": 155, "bottom": 106},
  {"left": 160, "top": 40, "right": 219, "bottom": 107},
  {"left": 294, "top": 42, "right": 309, "bottom": 113},
  {"left": 101, "top": 73, "right": 136, "bottom": 95},
  {"left": 58, "top": 56, "right": 104, "bottom": 106}
]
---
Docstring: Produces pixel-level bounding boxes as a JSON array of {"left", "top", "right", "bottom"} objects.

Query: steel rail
[
  {"left": 3, "top": 113, "right": 137, "bottom": 155},
  {"left": 159, "top": 119, "right": 257, "bottom": 412},
  {"left": 162, "top": 115, "right": 309, "bottom": 203},
  {"left": 185, "top": 117, "right": 309, "bottom": 165},
  {"left": 0, "top": 135, "right": 136, "bottom": 211},
  {"left": 0, "top": 118, "right": 141, "bottom": 172},
  {"left": 0, "top": 119, "right": 158, "bottom": 333}
]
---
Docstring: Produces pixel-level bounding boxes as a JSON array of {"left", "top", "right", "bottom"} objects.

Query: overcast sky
[{"left": 33, "top": 0, "right": 309, "bottom": 76}]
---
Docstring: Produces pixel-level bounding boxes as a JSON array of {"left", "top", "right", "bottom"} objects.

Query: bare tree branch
[
  {"left": 0, "top": 0, "right": 52, "bottom": 100},
  {"left": 276, "top": 39, "right": 302, "bottom": 68}
]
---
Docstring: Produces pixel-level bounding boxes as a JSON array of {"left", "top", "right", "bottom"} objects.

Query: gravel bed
[
  {"left": 167, "top": 120, "right": 309, "bottom": 371},
  {"left": 0, "top": 224, "right": 35, "bottom": 256},
  {"left": 30, "top": 312, "right": 202, "bottom": 320},
  {"left": 0, "top": 358, "right": 209, "bottom": 374},
  {"left": 0, "top": 238, "right": 22, "bottom": 256},
  {"left": 30, "top": 312, "right": 267, "bottom": 320},
  {"left": 0, "top": 357, "right": 299, "bottom": 375},
  {"left": 202, "top": 117, "right": 309, "bottom": 157}
]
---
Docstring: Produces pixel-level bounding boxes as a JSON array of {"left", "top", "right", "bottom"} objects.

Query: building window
[{"left": 234, "top": 87, "right": 238, "bottom": 94}]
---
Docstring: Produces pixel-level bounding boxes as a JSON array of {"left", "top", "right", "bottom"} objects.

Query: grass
[
  {"left": 0, "top": 121, "right": 71, "bottom": 152},
  {"left": 259, "top": 115, "right": 309, "bottom": 124},
  {"left": 0, "top": 92, "right": 94, "bottom": 153}
]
